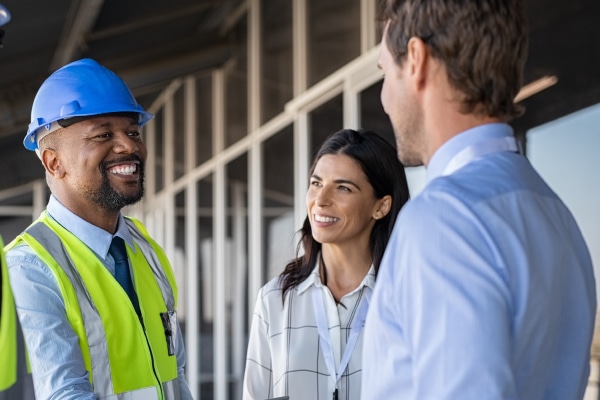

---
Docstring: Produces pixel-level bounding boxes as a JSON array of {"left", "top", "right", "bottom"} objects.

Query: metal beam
[
  {"left": 51, "top": 0, "right": 105, "bottom": 71},
  {"left": 87, "top": 2, "right": 223, "bottom": 41}
]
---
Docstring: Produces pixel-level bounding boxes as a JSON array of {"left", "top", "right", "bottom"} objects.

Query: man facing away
[
  {"left": 6, "top": 58, "right": 193, "bottom": 400},
  {"left": 362, "top": 1, "right": 596, "bottom": 399}
]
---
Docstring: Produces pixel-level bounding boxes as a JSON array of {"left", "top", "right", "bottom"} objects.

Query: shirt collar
[
  {"left": 426, "top": 123, "right": 515, "bottom": 183},
  {"left": 297, "top": 258, "right": 376, "bottom": 295},
  {"left": 46, "top": 195, "right": 136, "bottom": 259}
]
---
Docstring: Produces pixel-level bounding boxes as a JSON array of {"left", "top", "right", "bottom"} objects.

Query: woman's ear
[{"left": 373, "top": 195, "right": 392, "bottom": 220}]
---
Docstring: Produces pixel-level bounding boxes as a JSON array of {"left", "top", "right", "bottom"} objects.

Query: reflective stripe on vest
[
  {"left": 0, "top": 236, "right": 18, "bottom": 391},
  {"left": 82, "top": 381, "right": 177, "bottom": 400},
  {"left": 125, "top": 219, "right": 174, "bottom": 311},
  {"left": 23, "top": 216, "right": 179, "bottom": 400},
  {"left": 125, "top": 219, "right": 181, "bottom": 400},
  {"left": 27, "top": 222, "right": 115, "bottom": 394}
]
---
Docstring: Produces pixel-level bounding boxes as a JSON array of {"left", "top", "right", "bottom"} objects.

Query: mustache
[{"left": 101, "top": 154, "right": 144, "bottom": 169}]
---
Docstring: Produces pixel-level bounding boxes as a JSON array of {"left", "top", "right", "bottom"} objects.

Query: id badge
[{"left": 160, "top": 310, "right": 177, "bottom": 356}]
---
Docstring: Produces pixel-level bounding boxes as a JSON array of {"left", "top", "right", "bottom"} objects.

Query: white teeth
[
  {"left": 110, "top": 165, "right": 136, "bottom": 175},
  {"left": 314, "top": 215, "right": 338, "bottom": 223}
]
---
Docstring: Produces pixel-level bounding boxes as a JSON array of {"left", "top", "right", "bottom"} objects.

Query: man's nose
[{"left": 113, "top": 132, "right": 139, "bottom": 153}]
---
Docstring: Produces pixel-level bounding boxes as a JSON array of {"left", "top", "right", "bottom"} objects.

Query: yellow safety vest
[
  {"left": 7, "top": 213, "right": 180, "bottom": 400},
  {"left": 0, "top": 235, "right": 18, "bottom": 391}
]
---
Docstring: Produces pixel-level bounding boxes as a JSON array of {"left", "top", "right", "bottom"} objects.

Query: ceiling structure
[
  {"left": 0, "top": 0, "right": 244, "bottom": 189},
  {"left": 0, "top": 0, "right": 598, "bottom": 191}
]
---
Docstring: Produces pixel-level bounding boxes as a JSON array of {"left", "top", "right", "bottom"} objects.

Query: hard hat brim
[{"left": 24, "top": 108, "right": 153, "bottom": 151}]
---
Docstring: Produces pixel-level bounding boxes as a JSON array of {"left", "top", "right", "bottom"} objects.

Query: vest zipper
[{"left": 138, "top": 316, "right": 166, "bottom": 400}]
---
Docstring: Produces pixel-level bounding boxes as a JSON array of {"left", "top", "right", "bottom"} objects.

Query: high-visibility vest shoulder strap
[{"left": 124, "top": 217, "right": 177, "bottom": 310}]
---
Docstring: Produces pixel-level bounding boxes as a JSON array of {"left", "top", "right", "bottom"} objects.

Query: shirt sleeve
[
  {"left": 364, "top": 191, "right": 517, "bottom": 399},
  {"left": 6, "top": 246, "right": 95, "bottom": 400},
  {"left": 243, "top": 287, "right": 273, "bottom": 400},
  {"left": 174, "top": 319, "right": 194, "bottom": 400}
]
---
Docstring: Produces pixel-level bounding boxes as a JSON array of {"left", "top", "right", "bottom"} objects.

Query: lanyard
[
  {"left": 312, "top": 285, "right": 371, "bottom": 398},
  {"left": 442, "top": 136, "right": 519, "bottom": 176}
]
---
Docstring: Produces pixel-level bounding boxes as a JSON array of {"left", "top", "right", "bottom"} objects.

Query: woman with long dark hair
[{"left": 243, "top": 128, "right": 410, "bottom": 400}]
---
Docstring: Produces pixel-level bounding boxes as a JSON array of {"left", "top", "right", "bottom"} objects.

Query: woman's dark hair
[{"left": 279, "top": 128, "right": 410, "bottom": 300}]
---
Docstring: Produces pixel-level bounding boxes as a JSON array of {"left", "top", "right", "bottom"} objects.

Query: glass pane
[
  {"left": 153, "top": 109, "right": 165, "bottom": 193},
  {"left": 261, "top": 0, "right": 293, "bottom": 124},
  {"left": 196, "top": 74, "right": 213, "bottom": 166},
  {"left": 527, "top": 104, "right": 600, "bottom": 299},
  {"left": 309, "top": 94, "right": 343, "bottom": 158},
  {"left": 226, "top": 154, "right": 249, "bottom": 399},
  {"left": 225, "top": 17, "right": 248, "bottom": 148},
  {"left": 0, "top": 134, "right": 44, "bottom": 189},
  {"left": 360, "top": 80, "right": 426, "bottom": 196},
  {"left": 197, "top": 176, "right": 214, "bottom": 398},
  {"left": 174, "top": 86, "right": 185, "bottom": 180},
  {"left": 263, "top": 125, "right": 295, "bottom": 281},
  {"left": 0, "top": 183, "right": 43, "bottom": 242},
  {"left": 0, "top": 216, "right": 33, "bottom": 242},
  {"left": 360, "top": 80, "right": 395, "bottom": 145},
  {"left": 376, "top": 7, "right": 384, "bottom": 45},
  {"left": 307, "top": 0, "right": 361, "bottom": 86},
  {"left": 174, "top": 190, "right": 186, "bottom": 321}
]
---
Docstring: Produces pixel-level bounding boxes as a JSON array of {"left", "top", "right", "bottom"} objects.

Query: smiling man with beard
[{"left": 5, "top": 59, "right": 193, "bottom": 400}]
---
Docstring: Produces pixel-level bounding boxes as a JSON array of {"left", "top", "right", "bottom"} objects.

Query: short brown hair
[{"left": 381, "top": 0, "right": 528, "bottom": 121}]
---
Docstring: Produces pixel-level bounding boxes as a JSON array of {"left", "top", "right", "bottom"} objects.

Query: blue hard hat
[
  {"left": 25, "top": 58, "right": 154, "bottom": 151},
  {"left": 0, "top": 3, "right": 10, "bottom": 27}
]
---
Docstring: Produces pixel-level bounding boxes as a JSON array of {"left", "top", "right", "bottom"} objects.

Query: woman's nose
[{"left": 315, "top": 186, "right": 332, "bottom": 206}]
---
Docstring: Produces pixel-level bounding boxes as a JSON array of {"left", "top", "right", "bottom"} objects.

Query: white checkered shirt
[{"left": 243, "top": 264, "right": 375, "bottom": 400}]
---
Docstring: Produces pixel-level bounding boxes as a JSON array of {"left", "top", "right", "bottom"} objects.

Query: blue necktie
[{"left": 109, "top": 236, "right": 140, "bottom": 316}]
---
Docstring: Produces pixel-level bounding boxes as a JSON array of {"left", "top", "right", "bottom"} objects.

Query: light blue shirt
[
  {"left": 6, "top": 195, "right": 193, "bottom": 400},
  {"left": 362, "top": 123, "right": 596, "bottom": 399}
]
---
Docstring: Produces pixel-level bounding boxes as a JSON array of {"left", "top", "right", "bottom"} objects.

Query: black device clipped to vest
[{"left": 160, "top": 311, "right": 176, "bottom": 356}]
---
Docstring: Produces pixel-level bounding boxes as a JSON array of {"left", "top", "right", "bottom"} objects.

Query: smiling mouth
[
  {"left": 109, "top": 164, "right": 138, "bottom": 176},
  {"left": 314, "top": 214, "right": 339, "bottom": 223}
]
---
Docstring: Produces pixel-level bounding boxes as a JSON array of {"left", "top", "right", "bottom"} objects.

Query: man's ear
[
  {"left": 41, "top": 148, "right": 65, "bottom": 179},
  {"left": 373, "top": 195, "right": 392, "bottom": 220},
  {"left": 405, "top": 36, "right": 430, "bottom": 91}
]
